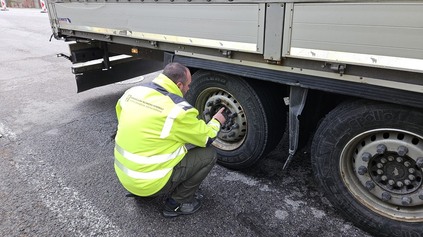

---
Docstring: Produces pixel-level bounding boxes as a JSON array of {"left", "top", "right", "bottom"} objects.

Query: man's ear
[{"left": 176, "top": 81, "right": 184, "bottom": 90}]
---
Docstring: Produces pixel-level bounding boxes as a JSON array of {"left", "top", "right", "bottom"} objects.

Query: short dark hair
[{"left": 162, "top": 62, "right": 189, "bottom": 84}]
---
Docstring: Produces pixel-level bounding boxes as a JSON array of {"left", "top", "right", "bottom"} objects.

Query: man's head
[{"left": 162, "top": 62, "right": 192, "bottom": 95}]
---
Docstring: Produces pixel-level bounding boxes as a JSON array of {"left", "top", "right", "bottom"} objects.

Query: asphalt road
[{"left": 0, "top": 8, "right": 373, "bottom": 237}]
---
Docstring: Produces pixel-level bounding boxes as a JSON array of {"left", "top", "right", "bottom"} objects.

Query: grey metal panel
[
  {"left": 263, "top": 3, "right": 285, "bottom": 60},
  {"left": 290, "top": 3, "right": 423, "bottom": 59},
  {"left": 282, "top": 2, "right": 294, "bottom": 57},
  {"left": 54, "top": 3, "right": 263, "bottom": 53}
]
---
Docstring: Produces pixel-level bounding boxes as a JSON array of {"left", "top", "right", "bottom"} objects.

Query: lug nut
[
  {"left": 404, "top": 179, "right": 411, "bottom": 185},
  {"left": 402, "top": 197, "right": 412, "bottom": 205},
  {"left": 381, "top": 158, "right": 388, "bottom": 164},
  {"left": 376, "top": 163, "right": 383, "bottom": 169},
  {"left": 409, "top": 175, "right": 416, "bottom": 181},
  {"left": 366, "top": 181, "right": 375, "bottom": 190},
  {"left": 416, "top": 157, "right": 423, "bottom": 169},
  {"left": 231, "top": 124, "right": 239, "bottom": 129},
  {"left": 362, "top": 152, "right": 372, "bottom": 162},
  {"left": 409, "top": 168, "right": 416, "bottom": 174},
  {"left": 206, "top": 101, "right": 213, "bottom": 107},
  {"left": 419, "top": 193, "right": 423, "bottom": 200},
  {"left": 397, "top": 181, "right": 404, "bottom": 188},
  {"left": 396, "top": 157, "right": 403, "bottom": 163},
  {"left": 215, "top": 98, "right": 222, "bottom": 104},
  {"left": 376, "top": 144, "right": 387, "bottom": 154},
  {"left": 377, "top": 169, "right": 384, "bottom": 175},
  {"left": 203, "top": 109, "right": 210, "bottom": 116},
  {"left": 404, "top": 161, "right": 411, "bottom": 167},
  {"left": 381, "top": 175, "right": 388, "bottom": 181},
  {"left": 228, "top": 131, "right": 236, "bottom": 138},
  {"left": 381, "top": 192, "right": 391, "bottom": 201},
  {"left": 397, "top": 146, "right": 408, "bottom": 156},
  {"left": 388, "top": 156, "right": 394, "bottom": 162},
  {"left": 229, "top": 112, "right": 237, "bottom": 118},
  {"left": 388, "top": 180, "right": 395, "bottom": 186},
  {"left": 358, "top": 166, "right": 368, "bottom": 175}
]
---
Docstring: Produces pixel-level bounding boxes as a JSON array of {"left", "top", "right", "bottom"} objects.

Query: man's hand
[{"left": 212, "top": 107, "right": 227, "bottom": 126}]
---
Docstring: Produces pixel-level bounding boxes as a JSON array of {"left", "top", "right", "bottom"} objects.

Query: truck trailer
[{"left": 46, "top": 1, "right": 423, "bottom": 236}]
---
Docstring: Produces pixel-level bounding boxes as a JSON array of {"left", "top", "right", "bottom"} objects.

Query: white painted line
[
  {"left": 15, "top": 157, "right": 123, "bottom": 236},
  {"left": 0, "top": 122, "right": 17, "bottom": 141}
]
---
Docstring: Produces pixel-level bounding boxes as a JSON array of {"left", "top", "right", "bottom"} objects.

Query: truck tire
[
  {"left": 185, "top": 70, "right": 286, "bottom": 169},
  {"left": 311, "top": 100, "right": 423, "bottom": 237}
]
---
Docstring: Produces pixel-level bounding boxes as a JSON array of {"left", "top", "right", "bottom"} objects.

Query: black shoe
[{"left": 162, "top": 198, "right": 202, "bottom": 218}]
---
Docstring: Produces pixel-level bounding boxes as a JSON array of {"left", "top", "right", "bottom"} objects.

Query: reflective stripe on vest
[
  {"left": 114, "top": 158, "right": 172, "bottom": 180},
  {"left": 160, "top": 101, "right": 192, "bottom": 139},
  {"left": 140, "top": 82, "right": 193, "bottom": 139},
  {"left": 115, "top": 143, "right": 185, "bottom": 165}
]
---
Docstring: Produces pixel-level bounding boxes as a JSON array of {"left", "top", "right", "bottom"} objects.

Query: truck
[{"left": 45, "top": 0, "right": 423, "bottom": 236}]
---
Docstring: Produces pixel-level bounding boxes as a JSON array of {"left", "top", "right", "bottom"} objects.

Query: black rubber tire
[
  {"left": 185, "top": 70, "right": 286, "bottom": 169},
  {"left": 311, "top": 100, "right": 423, "bottom": 237}
]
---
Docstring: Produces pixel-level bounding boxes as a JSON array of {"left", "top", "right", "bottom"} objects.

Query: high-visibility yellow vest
[{"left": 114, "top": 74, "right": 221, "bottom": 196}]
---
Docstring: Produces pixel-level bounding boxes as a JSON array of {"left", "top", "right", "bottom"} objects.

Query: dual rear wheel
[
  {"left": 185, "top": 70, "right": 286, "bottom": 169},
  {"left": 311, "top": 100, "right": 423, "bottom": 237}
]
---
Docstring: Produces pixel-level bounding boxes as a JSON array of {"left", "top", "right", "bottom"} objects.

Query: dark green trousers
[{"left": 154, "top": 146, "right": 217, "bottom": 203}]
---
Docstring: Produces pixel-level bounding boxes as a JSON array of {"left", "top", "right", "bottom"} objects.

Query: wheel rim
[
  {"left": 195, "top": 87, "right": 247, "bottom": 150},
  {"left": 340, "top": 128, "right": 423, "bottom": 222}
]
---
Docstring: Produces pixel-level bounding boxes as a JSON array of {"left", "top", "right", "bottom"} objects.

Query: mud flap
[{"left": 74, "top": 58, "right": 163, "bottom": 92}]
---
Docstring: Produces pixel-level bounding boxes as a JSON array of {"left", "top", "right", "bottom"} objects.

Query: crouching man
[{"left": 114, "top": 62, "right": 226, "bottom": 217}]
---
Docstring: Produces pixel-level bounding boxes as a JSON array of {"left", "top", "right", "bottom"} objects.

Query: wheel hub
[
  {"left": 350, "top": 130, "right": 423, "bottom": 207},
  {"left": 369, "top": 153, "right": 422, "bottom": 195},
  {"left": 202, "top": 91, "right": 247, "bottom": 144}
]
